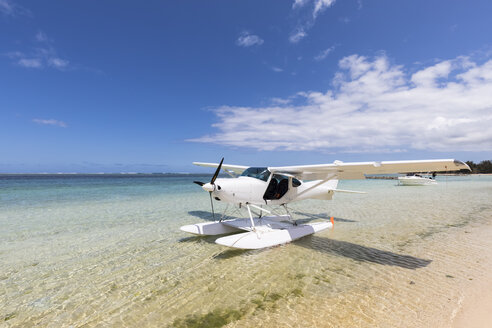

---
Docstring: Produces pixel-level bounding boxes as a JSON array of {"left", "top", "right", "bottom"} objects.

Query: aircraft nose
[{"left": 202, "top": 183, "right": 214, "bottom": 192}]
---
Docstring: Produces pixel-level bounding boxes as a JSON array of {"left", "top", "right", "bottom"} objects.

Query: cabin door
[{"left": 263, "top": 175, "right": 289, "bottom": 200}]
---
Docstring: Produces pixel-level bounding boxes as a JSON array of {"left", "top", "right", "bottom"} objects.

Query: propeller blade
[
  {"left": 209, "top": 191, "right": 215, "bottom": 219},
  {"left": 211, "top": 157, "right": 224, "bottom": 185},
  {"left": 193, "top": 181, "right": 205, "bottom": 186}
]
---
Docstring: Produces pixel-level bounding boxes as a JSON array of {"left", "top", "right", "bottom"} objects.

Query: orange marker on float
[{"left": 330, "top": 216, "right": 334, "bottom": 227}]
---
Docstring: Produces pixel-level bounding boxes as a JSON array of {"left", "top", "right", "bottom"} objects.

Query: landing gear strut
[{"left": 282, "top": 204, "right": 297, "bottom": 226}]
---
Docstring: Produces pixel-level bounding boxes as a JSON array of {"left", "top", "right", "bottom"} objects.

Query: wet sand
[
  {"left": 227, "top": 217, "right": 492, "bottom": 328},
  {"left": 453, "top": 281, "right": 492, "bottom": 328},
  {"left": 451, "top": 225, "right": 492, "bottom": 328}
]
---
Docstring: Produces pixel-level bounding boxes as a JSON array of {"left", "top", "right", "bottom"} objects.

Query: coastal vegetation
[{"left": 465, "top": 160, "right": 492, "bottom": 174}]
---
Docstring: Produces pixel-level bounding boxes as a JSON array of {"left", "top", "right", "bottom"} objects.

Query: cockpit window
[
  {"left": 292, "top": 178, "right": 301, "bottom": 187},
  {"left": 240, "top": 167, "right": 271, "bottom": 182}
]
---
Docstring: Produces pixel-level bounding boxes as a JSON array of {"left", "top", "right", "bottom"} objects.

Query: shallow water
[{"left": 1, "top": 174, "right": 491, "bottom": 327}]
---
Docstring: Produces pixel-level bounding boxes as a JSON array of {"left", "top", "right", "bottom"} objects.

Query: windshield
[{"left": 240, "top": 167, "right": 271, "bottom": 182}]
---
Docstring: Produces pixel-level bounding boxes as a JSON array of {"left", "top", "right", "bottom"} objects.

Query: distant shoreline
[
  {"left": 0, "top": 173, "right": 211, "bottom": 177},
  {"left": 1, "top": 173, "right": 488, "bottom": 179},
  {"left": 366, "top": 173, "right": 490, "bottom": 180}
]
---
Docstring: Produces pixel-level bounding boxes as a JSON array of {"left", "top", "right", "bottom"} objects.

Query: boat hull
[{"left": 398, "top": 177, "right": 437, "bottom": 186}]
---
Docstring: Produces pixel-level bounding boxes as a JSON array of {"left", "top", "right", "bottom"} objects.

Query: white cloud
[
  {"left": 33, "top": 119, "right": 67, "bottom": 128},
  {"left": 0, "top": 0, "right": 30, "bottom": 16},
  {"left": 314, "top": 46, "right": 335, "bottom": 61},
  {"left": 236, "top": 32, "right": 264, "bottom": 47},
  {"left": 0, "top": 0, "right": 14, "bottom": 15},
  {"left": 35, "top": 31, "right": 49, "bottom": 42},
  {"left": 48, "top": 57, "right": 69, "bottom": 69},
  {"left": 313, "top": 0, "right": 336, "bottom": 18},
  {"left": 271, "top": 66, "right": 283, "bottom": 73},
  {"left": 410, "top": 60, "right": 452, "bottom": 87},
  {"left": 18, "top": 58, "right": 42, "bottom": 68},
  {"left": 289, "top": 28, "right": 307, "bottom": 43},
  {"left": 190, "top": 54, "right": 492, "bottom": 153},
  {"left": 271, "top": 97, "right": 292, "bottom": 105},
  {"left": 7, "top": 32, "right": 70, "bottom": 70},
  {"left": 339, "top": 16, "right": 351, "bottom": 24},
  {"left": 292, "top": 0, "right": 310, "bottom": 9},
  {"left": 291, "top": 0, "right": 335, "bottom": 17},
  {"left": 289, "top": 0, "right": 336, "bottom": 43}
]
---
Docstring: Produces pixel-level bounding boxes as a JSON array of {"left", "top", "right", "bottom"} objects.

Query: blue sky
[{"left": 1, "top": 0, "right": 491, "bottom": 173}]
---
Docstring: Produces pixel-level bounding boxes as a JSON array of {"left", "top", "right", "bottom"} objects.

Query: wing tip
[{"left": 453, "top": 159, "right": 472, "bottom": 171}]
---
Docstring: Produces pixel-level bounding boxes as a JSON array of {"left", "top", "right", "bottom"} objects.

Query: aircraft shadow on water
[
  {"left": 296, "top": 235, "right": 432, "bottom": 269},
  {"left": 211, "top": 235, "right": 431, "bottom": 270}
]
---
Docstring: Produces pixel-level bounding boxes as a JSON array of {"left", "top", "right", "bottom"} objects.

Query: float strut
[
  {"left": 219, "top": 203, "right": 230, "bottom": 222},
  {"left": 282, "top": 204, "right": 296, "bottom": 226},
  {"left": 246, "top": 204, "right": 256, "bottom": 232}
]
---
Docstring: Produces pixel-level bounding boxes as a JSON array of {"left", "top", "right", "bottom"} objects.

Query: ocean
[{"left": 1, "top": 174, "right": 491, "bottom": 327}]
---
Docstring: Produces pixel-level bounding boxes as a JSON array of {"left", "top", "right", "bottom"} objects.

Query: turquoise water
[{"left": 1, "top": 174, "right": 492, "bottom": 327}]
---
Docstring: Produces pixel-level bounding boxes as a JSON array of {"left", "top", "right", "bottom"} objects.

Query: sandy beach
[
  {"left": 453, "top": 280, "right": 492, "bottom": 328},
  {"left": 451, "top": 224, "right": 492, "bottom": 328}
]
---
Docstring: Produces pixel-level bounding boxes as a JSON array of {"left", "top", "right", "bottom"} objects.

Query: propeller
[
  {"left": 211, "top": 157, "right": 224, "bottom": 185},
  {"left": 193, "top": 158, "right": 224, "bottom": 219}
]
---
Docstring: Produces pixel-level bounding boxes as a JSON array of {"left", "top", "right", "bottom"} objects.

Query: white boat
[{"left": 398, "top": 174, "right": 437, "bottom": 186}]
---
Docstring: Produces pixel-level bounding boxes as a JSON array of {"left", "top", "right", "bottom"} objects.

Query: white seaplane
[{"left": 181, "top": 158, "right": 469, "bottom": 249}]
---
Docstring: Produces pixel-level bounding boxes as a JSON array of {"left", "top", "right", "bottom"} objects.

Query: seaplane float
[{"left": 181, "top": 159, "right": 470, "bottom": 249}]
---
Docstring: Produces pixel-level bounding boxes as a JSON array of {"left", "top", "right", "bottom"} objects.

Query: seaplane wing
[
  {"left": 193, "top": 162, "right": 248, "bottom": 175},
  {"left": 269, "top": 159, "right": 470, "bottom": 180}
]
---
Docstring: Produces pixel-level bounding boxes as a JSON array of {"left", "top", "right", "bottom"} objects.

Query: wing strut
[{"left": 296, "top": 173, "right": 337, "bottom": 198}]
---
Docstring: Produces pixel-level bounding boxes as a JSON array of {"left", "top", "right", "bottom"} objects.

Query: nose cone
[{"left": 202, "top": 183, "right": 214, "bottom": 192}]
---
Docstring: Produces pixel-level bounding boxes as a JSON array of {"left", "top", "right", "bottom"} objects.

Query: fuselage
[{"left": 205, "top": 167, "right": 338, "bottom": 206}]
